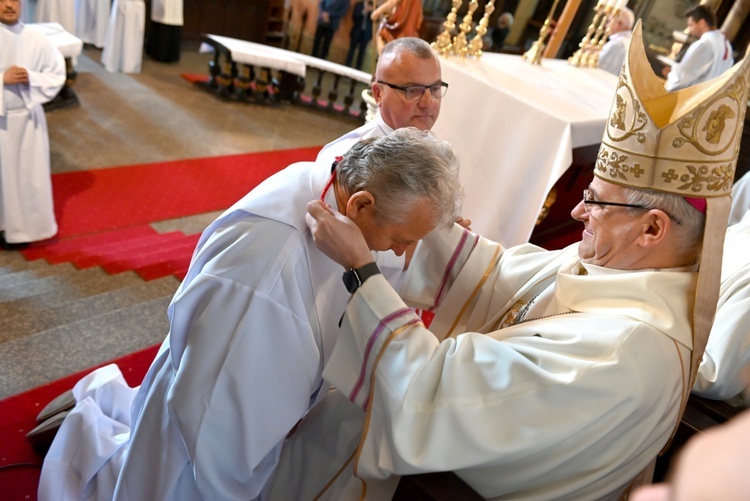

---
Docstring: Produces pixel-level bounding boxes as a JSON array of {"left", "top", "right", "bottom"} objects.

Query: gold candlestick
[
  {"left": 582, "top": 3, "right": 614, "bottom": 67},
  {"left": 432, "top": 0, "right": 463, "bottom": 56},
  {"left": 569, "top": 0, "right": 606, "bottom": 67},
  {"left": 468, "top": 0, "right": 495, "bottom": 57},
  {"left": 589, "top": 7, "right": 618, "bottom": 68},
  {"left": 452, "top": 0, "right": 480, "bottom": 58},
  {"left": 523, "top": 0, "right": 561, "bottom": 65}
]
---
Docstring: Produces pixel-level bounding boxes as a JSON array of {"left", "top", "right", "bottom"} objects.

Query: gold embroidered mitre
[{"left": 595, "top": 21, "right": 750, "bottom": 197}]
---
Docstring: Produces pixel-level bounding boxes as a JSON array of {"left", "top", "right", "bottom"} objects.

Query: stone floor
[{"left": 0, "top": 44, "right": 358, "bottom": 399}]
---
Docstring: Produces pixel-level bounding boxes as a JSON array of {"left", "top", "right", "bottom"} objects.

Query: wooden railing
[{"left": 198, "top": 35, "right": 371, "bottom": 123}]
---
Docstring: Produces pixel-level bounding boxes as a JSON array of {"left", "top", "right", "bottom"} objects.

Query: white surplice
[
  {"left": 150, "top": 0, "right": 182, "bottom": 25},
  {"left": 694, "top": 213, "right": 750, "bottom": 402},
  {"left": 665, "top": 30, "right": 734, "bottom": 91},
  {"left": 39, "top": 160, "right": 406, "bottom": 500},
  {"left": 598, "top": 30, "right": 630, "bottom": 76},
  {"left": 0, "top": 22, "right": 65, "bottom": 244},
  {"left": 268, "top": 223, "right": 694, "bottom": 500},
  {"left": 101, "top": 0, "right": 145, "bottom": 73},
  {"left": 728, "top": 171, "right": 750, "bottom": 226},
  {"left": 74, "top": 0, "right": 110, "bottom": 47},
  {"left": 35, "top": 0, "right": 76, "bottom": 35}
]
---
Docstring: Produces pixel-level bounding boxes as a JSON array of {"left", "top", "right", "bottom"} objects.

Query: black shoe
[{"left": 0, "top": 232, "right": 29, "bottom": 250}]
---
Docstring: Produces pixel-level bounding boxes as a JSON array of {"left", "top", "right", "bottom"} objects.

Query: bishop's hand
[{"left": 306, "top": 200, "right": 374, "bottom": 270}]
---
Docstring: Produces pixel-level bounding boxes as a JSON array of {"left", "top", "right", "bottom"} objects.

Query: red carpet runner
[
  {"left": 18, "top": 146, "right": 322, "bottom": 280},
  {"left": 0, "top": 345, "right": 159, "bottom": 500}
]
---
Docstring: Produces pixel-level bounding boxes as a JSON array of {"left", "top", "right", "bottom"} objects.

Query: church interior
[{"left": 2, "top": 0, "right": 750, "bottom": 497}]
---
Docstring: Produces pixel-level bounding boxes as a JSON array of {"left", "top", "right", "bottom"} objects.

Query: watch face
[{"left": 343, "top": 269, "right": 360, "bottom": 293}]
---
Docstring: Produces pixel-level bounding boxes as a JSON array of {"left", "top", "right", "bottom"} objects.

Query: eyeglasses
[
  {"left": 582, "top": 189, "right": 682, "bottom": 225},
  {"left": 582, "top": 189, "right": 648, "bottom": 213},
  {"left": 375, "top": 80, "right": 449, "bottom": 100}
]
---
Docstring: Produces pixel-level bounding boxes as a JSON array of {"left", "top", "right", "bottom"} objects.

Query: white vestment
[
  {"left": 728, "top": 171, "right": 750, "bottom": 226},
  {"left": 693, "top": 214, "right": 750, "bottom": 402},
  {"left": 74, "top": 0, "right": 110, "bottom": 48},
  {"left": 150, "top": 0, "right": 183, "bottom": 25},
  {"left": 665, "top": 30, "right": 734, "bottom": 91},
  {"left": 36, "top": 0, "right": 76, "bottom": 34},
  {"left": 101, "top": 0, "right": 145, "bottom": 73},
  {"left": 268, "top": 224, "right": 694, "bottom": 500},
  {"left": 0, "top": 22, "right": 65, "bottom": 244},
  {"left": 39, "top": 160, "right": 404, "bottom": 500},
  {"left": 315, "top": 111, "right": 393, "bottom": 168},
  {"left": 598, "top": 30, "right": 630, "bottom": 75}
]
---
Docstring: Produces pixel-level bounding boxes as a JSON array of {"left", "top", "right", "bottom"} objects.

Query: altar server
[
  {"left": 0, "top": 0, "right": 66, "bottom": 249},
  {"left": 146, "top": 0, "right": 181, "bottom": 62},
  {"left": 101, "top": 0, "right": 145, "bottom": 73},
  {"left": 664, "top": 5, "right": 734, "bottom": 91},
  {"left": 270, "top": 22, "right": 750, "bottom": 500},
  {"left": 38, "top": 128, "right": 463, "bottom": 500}
]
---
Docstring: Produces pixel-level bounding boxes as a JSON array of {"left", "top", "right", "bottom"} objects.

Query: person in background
[
  {"left": 345, "top": 0, "right": 373, "bottom": 70},
  {"left": 37, "top": 128, "right": 463, "bottom": 500},
  {"left": 692, "top": 196, "right": 750, "bottom": 406},
  {"left": 664, "top": 4, "right": 733, "bottom": 91},
  {"left": 0, "top": 0, "right": 66, "bottom": 250},
  {"left": 631, "top": 406, "right": 750, "bottom": 501},
  {"left": 488, "top": 12, "right": 513, "bottom": 52},
  {"left": 312, "top": 0, "right": 350, "bottom": 60},
  {"left": 371, "top": 0, "right": 423, "bottom": 55},
  {"left": 317, "top": 37, "right": 445, "bottom": 167},
  {"left": 598, "top": 7, "right": 634, "bottom": 75}
]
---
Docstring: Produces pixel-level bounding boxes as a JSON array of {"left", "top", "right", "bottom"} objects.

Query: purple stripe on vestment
[
  {"left": 349, "top": 308, "right": 414, "bottom": 403},
  {"left": 361, "top": 317, "right": 423, "bottom": 411},
  {"left": 429, "top": 228, "right": 475, "bottom": 312}
]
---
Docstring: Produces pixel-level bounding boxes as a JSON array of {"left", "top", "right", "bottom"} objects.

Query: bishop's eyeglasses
[
  {"left": 376, "top": 81, "right": 449, "bottom": 100},
  {"left": 582, "top": 189, "right": 682, "bottom": 225}
]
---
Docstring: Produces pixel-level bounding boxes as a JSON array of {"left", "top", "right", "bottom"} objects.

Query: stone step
[
  {"left": 0, "top": 262, "right": 78, "bottom": 290},
  {"left": 0, "top": 250, "right": 50, "bottom": 275},
  {"left": 0, "top": 295, "right": 173, "bottom": 399},
  {"left": 0, "top": 266, "right": 146, "bottom": 322},
  {"left": 0, "top": 275, "right": 179, "bottom": 344}
]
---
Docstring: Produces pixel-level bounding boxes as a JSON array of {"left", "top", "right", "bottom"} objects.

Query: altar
[
  {"left": 31, "top": 22, "right": 83, "bottom": 110},
  {"left": 432, "top": 53, "right": 619, "bottom": 246}
]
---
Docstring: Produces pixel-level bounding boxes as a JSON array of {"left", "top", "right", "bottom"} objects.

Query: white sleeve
[{"left": 666, "top": 41, "right": 715, "bottom": 91}]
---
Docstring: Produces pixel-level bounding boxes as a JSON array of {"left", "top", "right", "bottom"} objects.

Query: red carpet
[
  {"left": 18, "top": 147, "right": 322, "bottom": 280},
  {"left": 0, "top": 345, "right": 159, "bottom": 501}
]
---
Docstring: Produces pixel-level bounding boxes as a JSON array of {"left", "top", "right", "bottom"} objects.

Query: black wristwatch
[{"left": 342, "top": 262, "right": 381, "bottom": 293}]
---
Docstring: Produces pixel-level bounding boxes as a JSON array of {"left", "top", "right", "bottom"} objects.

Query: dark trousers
[
  {"left": 312, "top": 22, "right": 335, "bottom": 59},
  {"left": 345, "top": 38, "right": 370, "bottom": 69}
]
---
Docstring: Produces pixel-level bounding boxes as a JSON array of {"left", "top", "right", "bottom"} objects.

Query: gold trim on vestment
[{"left": 443, "top": 244, "right": 502, "bottom": 340}]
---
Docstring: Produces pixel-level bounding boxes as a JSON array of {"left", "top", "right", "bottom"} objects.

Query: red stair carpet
[
  {"left": 0, "top": 345, "right": 159, "bottom": 500},
  {"left": 17, "top": 146, "right": 322, "bottom": 280}
]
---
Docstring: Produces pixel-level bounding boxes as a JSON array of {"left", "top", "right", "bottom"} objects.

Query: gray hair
[
  {"left": 619, "top": 7, "right": 635, "bottom": 30},
  {"left": 336, "top": 127, "right": 462, "bottom": 228},
  {"left": 624, "top": 187, "right": 705, "bottom": 255},
  {"left": 376, "top": 38, "right": 437, "bottom": 77}
]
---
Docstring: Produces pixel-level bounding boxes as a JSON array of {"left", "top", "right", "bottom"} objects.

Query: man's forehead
[{"left": 379, "top": 52, "right": 440, "bottom": 79}]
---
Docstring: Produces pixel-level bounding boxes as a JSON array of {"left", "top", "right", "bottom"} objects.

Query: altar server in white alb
[
  {"left": 316, "top": 37, "right": 445, "bottom": 167},
  {"left": 275, "top": 23, "right": 750, "bottom": 500},
  {"left": 664, "top": 4, "right": 734, "bottom": 91},
  {"left": 598, "top": 6, "right": 634, "bottom": 75},
  {"left": 101, "top": 0, "right": 145, "bottom": 73},
  {"left": 0, "top": 0, "right": 65, "bottom": 249},
  {"left": 37, "top": 128, "right": 463, "bottom": 500}
]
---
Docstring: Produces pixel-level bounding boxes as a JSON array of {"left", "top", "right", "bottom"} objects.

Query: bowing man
[{"left": 38, "top": 127, "right": 463, "bottom": 500}]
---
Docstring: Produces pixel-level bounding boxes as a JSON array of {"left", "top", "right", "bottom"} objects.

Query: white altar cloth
[
  {"left": 29, "top": 22, "right": 83, "bottom": 59},
  {"left": 200, "top": 34, "right": 372, "bottom": 84},
  {"left": 433, "top": 53, "right": 619, "bottom": 246}
]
